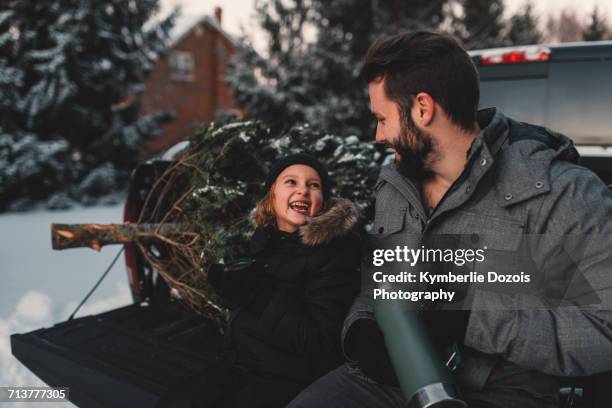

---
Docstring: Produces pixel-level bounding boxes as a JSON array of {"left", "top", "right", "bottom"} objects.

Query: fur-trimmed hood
[{"left": 299, "top": 197, "right": 358, "bottom": 246}]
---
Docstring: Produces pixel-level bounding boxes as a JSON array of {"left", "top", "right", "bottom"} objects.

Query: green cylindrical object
[{"left": 374, "top": 298, "right": 466, "bottom": 408}]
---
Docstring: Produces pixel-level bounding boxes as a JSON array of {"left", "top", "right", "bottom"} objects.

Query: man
[{"left": 288, "top": 31, "right": 612, "bottom": 407}]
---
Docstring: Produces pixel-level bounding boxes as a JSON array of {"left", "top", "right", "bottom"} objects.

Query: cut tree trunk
[{"left": 51, "top": 223, "right": 188, "bottom": 251}]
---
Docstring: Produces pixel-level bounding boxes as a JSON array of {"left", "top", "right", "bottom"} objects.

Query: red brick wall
[{"left": 140, "top": 21, "right": 237, "bottom": 153}]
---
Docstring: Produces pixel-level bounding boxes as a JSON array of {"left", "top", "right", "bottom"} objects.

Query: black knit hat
[{"left": 264, "top": 153, "right": 333, "bottom": 199}]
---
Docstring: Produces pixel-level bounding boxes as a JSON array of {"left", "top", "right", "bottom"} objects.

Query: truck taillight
[
  {"left": 480, "top": 47, "right": 550, "bottom": 65},
  {"left": 123, "top": 194, "right": 141, "bottom": 296}
]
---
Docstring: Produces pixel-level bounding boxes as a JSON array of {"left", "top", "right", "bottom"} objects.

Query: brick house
[{"left": 141, "top": 8, "right": 240, "bottom": 153}]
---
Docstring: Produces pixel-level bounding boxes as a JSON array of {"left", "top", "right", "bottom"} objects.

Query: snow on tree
[
  {"left": 507, "top": 2, "right": 542, "bottom": 46},
  {"left": 0, "top": 0, "right": 176, "bottom": 212},
  {"left": 226, "top": 0, "right": 450, "bottom": 141},
  {"left": 582, "top": 6, "right": 610, "bottom": 41},
  {"left": 0, "top": 129, "right": 72, "bottom": 211},
  {"left": 0, "top": 9, "right": 22, "bottom": 121}
]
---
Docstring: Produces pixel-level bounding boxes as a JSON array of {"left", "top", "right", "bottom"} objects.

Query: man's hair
[{"left": 362, "top": 31, "right": 480, "bottom": 132}]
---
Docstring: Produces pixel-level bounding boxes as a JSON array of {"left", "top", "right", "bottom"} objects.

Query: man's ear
[{"left": 412, "top": 92, "right": 435, "bottom": 127}]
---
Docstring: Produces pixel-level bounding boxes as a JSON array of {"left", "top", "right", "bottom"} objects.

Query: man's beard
[{"left": 392, "top": 115, "right": 437, "bottom": 182}]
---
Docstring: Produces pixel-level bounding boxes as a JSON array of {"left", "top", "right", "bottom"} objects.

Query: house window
[{"left": 170, "top": 51, "right": 195, "bottom": 81}]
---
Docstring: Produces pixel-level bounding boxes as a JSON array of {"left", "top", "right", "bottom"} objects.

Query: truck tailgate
[{"left": 11, "top": 301, "right": 224, "bottom": 407}]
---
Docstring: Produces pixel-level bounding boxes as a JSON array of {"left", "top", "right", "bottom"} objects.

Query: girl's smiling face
[{"left": 272, "top": 164, "right": 324, "bottom": 232}]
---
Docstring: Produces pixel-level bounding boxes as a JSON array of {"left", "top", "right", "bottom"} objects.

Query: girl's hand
[{"left": 208, "top": 258, "right": 263, "bottom": 305}]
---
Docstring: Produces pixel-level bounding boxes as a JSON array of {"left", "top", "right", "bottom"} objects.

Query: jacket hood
[
  {"left": 299, "top": 197, "right": 358, "bottom": 246},
  {"left": 476, "top": 108, "right": 580, "bottom": 207},
  {"left": 477, "top": 107, "right": 579, "bottom": 163}
]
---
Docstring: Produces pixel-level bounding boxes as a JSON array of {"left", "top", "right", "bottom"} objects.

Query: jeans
[{"left": 287, "top": 362, "right": 559, "bottom": 408}]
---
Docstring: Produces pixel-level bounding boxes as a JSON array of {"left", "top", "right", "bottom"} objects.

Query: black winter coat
[{"left": 228, "top": 198, "right": 361, "bottom": 384}]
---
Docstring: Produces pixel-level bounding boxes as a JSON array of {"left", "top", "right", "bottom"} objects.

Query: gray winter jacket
[{"left": 342, "top": 108, "right": 612, "bottom": 392}]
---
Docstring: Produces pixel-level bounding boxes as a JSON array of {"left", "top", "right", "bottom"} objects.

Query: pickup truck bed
[{"left": 11, "top": 301, "right": 224, "bottom": 407}]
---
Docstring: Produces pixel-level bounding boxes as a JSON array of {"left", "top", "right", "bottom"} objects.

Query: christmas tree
[{"left": 52, "top": 120, "right": 379, "bottom": 317}]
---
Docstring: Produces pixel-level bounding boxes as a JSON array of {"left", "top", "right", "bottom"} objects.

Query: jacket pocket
[
  {"left": 461, "top": 211, "right": 524, "bottom": 252},
  {"left": 450, "top": 210, "right": 524, "bottom": 256},
  {"left": 372, "top": 208, "right": 406, "bottom": 237},
  {"left": 368, "top": 208, "right": 412, "bottom": 270},
  {"left": 365, "top": 208, "right": 413, "bottom": 290},
  {"left": 456, "top": 211, "right": 536, "bottom": 296}
]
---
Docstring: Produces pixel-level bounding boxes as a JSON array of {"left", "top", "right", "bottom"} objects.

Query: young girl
[{"left": 197, "top": 154, "right": 361, "bottom": 408}]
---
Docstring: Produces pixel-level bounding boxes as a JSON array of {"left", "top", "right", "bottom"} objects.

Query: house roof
[{"left": 169, "top": 14, "right": 238, "bottom": 48}]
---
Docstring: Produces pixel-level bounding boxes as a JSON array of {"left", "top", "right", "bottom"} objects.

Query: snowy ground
[{"left": 0, "top": 204, "right": 133, "bottom": 407}]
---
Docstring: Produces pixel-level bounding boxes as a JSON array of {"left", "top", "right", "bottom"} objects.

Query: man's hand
[{"left": 420, "top": 309, "right": 471, "bottom": 351}]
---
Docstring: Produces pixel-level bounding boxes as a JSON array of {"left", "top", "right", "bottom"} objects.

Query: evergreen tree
[
  {"left": 0, "top": 9, "right": 22, "bottom": 125},
  {"left": 0, "top": 0, "right": 176, "bottom": 211},
  {"left": 507, "top": 2, "right": 542, "bottom": 46},
  {"left": 451, "top": 0, "right": 506, "bottom": 49},
  {"left": 582, "top": 6, "right": 609, "bottom": 41},
  {"left": 226, "top": 0, "right": 449, "bottom": 140}
]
